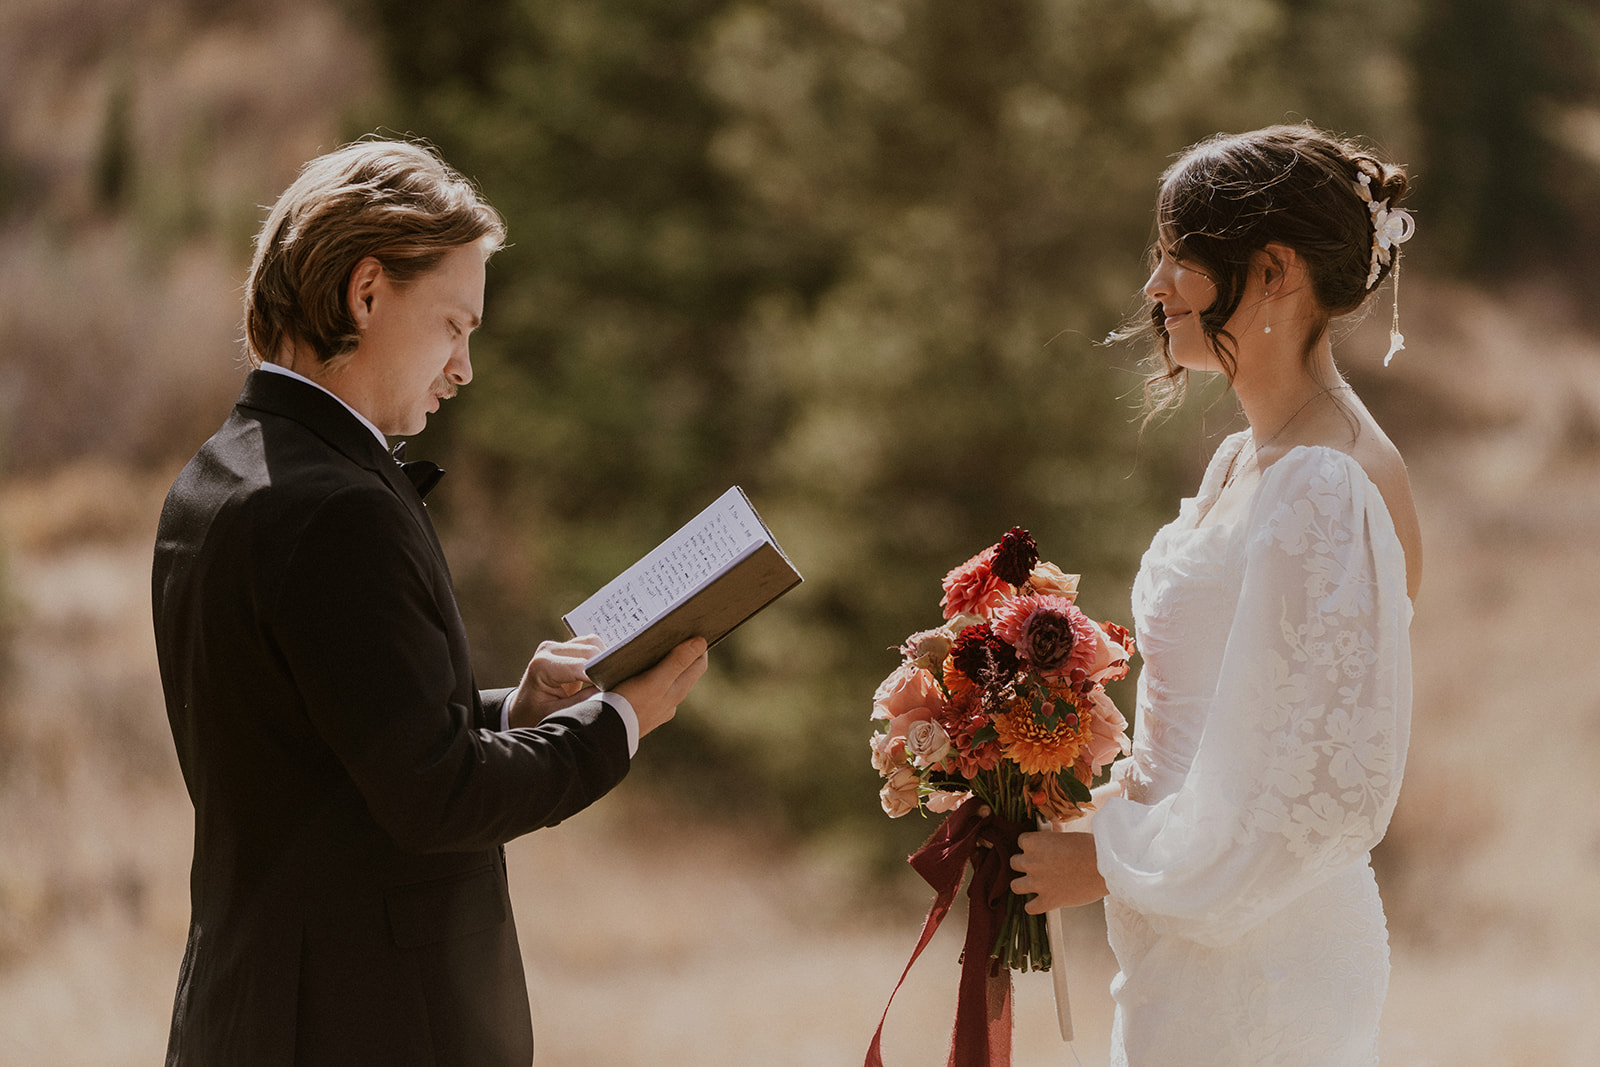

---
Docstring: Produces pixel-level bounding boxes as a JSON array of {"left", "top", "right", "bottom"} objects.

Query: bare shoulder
[{"left": 1348, "top": 423, "right": 1424, "bottom": 600}]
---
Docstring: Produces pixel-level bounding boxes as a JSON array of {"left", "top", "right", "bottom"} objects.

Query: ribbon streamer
[{"left": 865, "top": 797, "right": 1027, "bottom": 1067}]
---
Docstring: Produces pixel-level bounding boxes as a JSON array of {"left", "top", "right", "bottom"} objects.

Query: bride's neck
[{"left": 1233, "top": 336, "right": 1344, "bottom": 444}]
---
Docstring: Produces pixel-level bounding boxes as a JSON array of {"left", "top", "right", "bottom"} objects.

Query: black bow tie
[{"left": 390, "top": 441, "right": 445, "bottom": 500}]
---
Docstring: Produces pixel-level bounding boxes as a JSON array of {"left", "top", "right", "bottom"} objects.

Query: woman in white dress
[{"left": 1009, "top": 124, "right": 1424, "bottom": 1065}]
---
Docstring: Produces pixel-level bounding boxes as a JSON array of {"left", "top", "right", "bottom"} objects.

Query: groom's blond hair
[{"left": 244, "top": 139, "right": 505, "bottom": 370}]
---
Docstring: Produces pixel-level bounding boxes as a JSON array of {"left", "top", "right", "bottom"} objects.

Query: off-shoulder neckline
[
  {"left": 1178, "top": 431, "right": 1413, "bottom": 609},
  {"left": 1188, "top": 432, "right": 1395, "bottom": 538}
]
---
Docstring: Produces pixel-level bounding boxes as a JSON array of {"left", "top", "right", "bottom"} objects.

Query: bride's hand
[{"left": 1010, "top": 829, "right": 1108, "bottom": 913}]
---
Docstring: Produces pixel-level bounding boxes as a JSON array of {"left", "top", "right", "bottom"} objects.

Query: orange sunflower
[{"left": 991, "top": 684, "right": 1093, "bottom": 776}]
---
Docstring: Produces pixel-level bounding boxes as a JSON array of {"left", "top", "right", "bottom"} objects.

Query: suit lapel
[{"left": 236, "top": 370, "right": 451, "bottom": 570}]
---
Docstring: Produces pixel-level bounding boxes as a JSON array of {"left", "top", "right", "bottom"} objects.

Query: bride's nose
[{"left": 1144, "top": 259, "right": 1171, "bottom": 303}]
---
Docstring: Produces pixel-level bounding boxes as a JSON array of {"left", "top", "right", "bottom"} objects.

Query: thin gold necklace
[{"left": 1223, "top": 384, "right": 1350, "bottom": 487}]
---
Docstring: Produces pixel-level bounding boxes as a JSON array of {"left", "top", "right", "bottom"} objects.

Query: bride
[{"left": 1009, "top": 124, "right": 1422, "bottom": 1065}]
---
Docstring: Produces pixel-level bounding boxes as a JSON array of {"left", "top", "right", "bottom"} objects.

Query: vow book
[{"left": 563, "top": 486, "right": 802, "bottom": 689}]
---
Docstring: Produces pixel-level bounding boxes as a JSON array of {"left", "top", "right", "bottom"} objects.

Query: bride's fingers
[{"left": 1010, "top": 830, "right": 1046, "bottom": 871}]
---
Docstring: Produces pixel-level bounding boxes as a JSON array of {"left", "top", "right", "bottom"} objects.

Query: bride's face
[
  {"left": 1143, "top": 235, "right": 1266, "bottom": 374},
  {"left": 1144, "top": 237, "right": 1225, "bottom": 373}
]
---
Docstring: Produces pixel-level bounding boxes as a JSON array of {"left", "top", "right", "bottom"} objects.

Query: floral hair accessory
[
  {"left": 1354, "top": 168, "right": 1416, "bottom": 365},
  {"left": 1354, "top": 171, "right": 1415, "bottom": 289}
]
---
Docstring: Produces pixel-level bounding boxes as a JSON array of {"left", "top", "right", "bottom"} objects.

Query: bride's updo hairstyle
[{"left": 1128, "top": 123, "right": 1410, "bottom": 417}]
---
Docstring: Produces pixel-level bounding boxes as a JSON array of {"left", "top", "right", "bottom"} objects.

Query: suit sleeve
[
  {"left": 479, "top": 687, "right": 515, "bottom": 731},
  {"left": 270, "top": 483, "right": 631, "bottom": 853}
]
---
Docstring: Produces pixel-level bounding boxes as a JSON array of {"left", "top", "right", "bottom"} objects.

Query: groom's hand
[
  {"left": 506, "top": 635, "right": 607, "bottom": 728},
  {"left": 1010, "top": 829, "right": 1109, "bottom": 913},
  {"left": 614, "top": 636, "right": 709, "bottom": 738}
]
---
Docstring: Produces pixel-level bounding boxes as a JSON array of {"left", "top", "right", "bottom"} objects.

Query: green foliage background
[{"left": 325, "top": 0, "right": 1598, "bottom": 853}]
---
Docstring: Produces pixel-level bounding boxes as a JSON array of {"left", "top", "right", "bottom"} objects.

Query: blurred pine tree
[
  {"left": 1409, "top": 0, "right": 1600, "bottom": 280},
  {"left": 353, "top": 0, "right": 1424, "bottom": 844}
]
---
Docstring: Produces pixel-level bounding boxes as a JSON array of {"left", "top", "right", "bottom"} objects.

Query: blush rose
[
  {"left": 879, "top": 766, "right": 921, "bottom": 818},
  {"left": 905, "top": 718, "right": 953, "bottom": 769}
]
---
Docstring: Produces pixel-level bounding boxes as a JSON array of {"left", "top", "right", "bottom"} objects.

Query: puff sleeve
[{"left": 1092, "top": 449, "right": 1413, "bottom": 946}]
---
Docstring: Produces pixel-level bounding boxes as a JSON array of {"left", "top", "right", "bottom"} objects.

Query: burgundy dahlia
[
  {"left": 950, "top": 623, "right": 1019, "bottom": 689},
  {"left": 990, "top": 526, "right": 1039, "bottom": 587}
]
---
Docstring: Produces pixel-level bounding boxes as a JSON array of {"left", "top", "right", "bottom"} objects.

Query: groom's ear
[{"left": 347, "top": 256, "right": 384, "bottom": 327}]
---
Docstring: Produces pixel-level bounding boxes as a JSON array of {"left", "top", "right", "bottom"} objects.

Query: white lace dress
[{"left": 1091, "top": 434, "right": 1412, "bottom": 1066}]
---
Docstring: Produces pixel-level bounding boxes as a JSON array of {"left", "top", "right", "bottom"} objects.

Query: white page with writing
[{"left": 564, "top": 487, "right": 767, "bottom": 649}]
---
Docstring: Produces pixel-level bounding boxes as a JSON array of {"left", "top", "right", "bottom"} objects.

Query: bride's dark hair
[{"left": 1118, "top": 123, "right": 1410, "bottom": 419}]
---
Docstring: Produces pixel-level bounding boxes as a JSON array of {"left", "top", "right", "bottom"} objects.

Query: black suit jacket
[{"left": 153, "top": 370, "right": 630, "bottom": 1066}]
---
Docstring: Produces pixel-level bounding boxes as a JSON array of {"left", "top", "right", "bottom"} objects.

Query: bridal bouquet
[
  {"left": 871, "top": 526, "right": 1134, "bottom": 968},
  {"left": 865, "top": 528, "right": 1133, "bottom": 1066}
]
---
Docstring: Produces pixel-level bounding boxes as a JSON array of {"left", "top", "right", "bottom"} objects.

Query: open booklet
[{"left": 562, "top": 486, "right": 803, "bottom": 690}]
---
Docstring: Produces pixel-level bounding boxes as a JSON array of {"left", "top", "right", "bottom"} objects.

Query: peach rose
[
  {"left": 1094, "top": 621, "right": 1135, "bottom": 682},
  {"left": 879, "top": 766, "right": 921, "bottom": 818},
  {"left": 1084, "top": 687, "right": 1132, "bottom": 770},
  {"left": 872, "top": 663, "right": 945, "bottom": 721},
  {"left": 1027, "top": 562, "right": 1080, "bottom": 601},
  {"left": 869, "top": 731, "right": 907, "bottom": 775},
  {"left": 1081, "top": 622, "right": 1133, "bottom": 684}
]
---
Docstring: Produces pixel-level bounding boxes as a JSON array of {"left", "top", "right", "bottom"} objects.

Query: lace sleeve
[{"left": 1093, "top": 448, "right": 1413, "bottom": 947}]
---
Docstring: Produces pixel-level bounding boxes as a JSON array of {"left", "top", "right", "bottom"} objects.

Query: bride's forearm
[{"left": 1092, "top": 778, "right": 1125, "bottom": 804}]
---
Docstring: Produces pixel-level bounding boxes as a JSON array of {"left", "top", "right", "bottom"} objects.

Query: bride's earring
[{"left": 1262, "top": 286, "right": 1273, "bottom": 334}]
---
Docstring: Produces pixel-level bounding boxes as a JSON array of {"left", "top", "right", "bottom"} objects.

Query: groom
[{"left": 152, "top": 139, "right": 708, "bottom": 1066}]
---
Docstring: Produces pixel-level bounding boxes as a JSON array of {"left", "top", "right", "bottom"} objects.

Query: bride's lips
[{"left": 1162, "top": 309, "right": 1191, "bottom": 329}]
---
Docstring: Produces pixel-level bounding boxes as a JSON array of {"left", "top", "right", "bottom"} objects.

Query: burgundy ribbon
[{"left": 865, "top": 796, "right": 1026, "bottom": 1067}]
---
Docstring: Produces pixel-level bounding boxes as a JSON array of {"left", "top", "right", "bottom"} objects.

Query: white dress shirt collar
[{"left": 255, "top": 360, "right": 387, "bottom": 448}]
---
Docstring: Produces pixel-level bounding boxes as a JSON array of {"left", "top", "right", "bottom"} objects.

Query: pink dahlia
[
  {"left": 939, "top": 547, "right": 1013, "bottom": 620},
  {"left": 990, "top": 594, "right": 1100, "bottom": 675}
]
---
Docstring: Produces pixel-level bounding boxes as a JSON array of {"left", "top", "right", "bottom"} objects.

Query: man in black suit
[{"left": 152, "top": 140, "right": 708, "bottom": 1066}]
